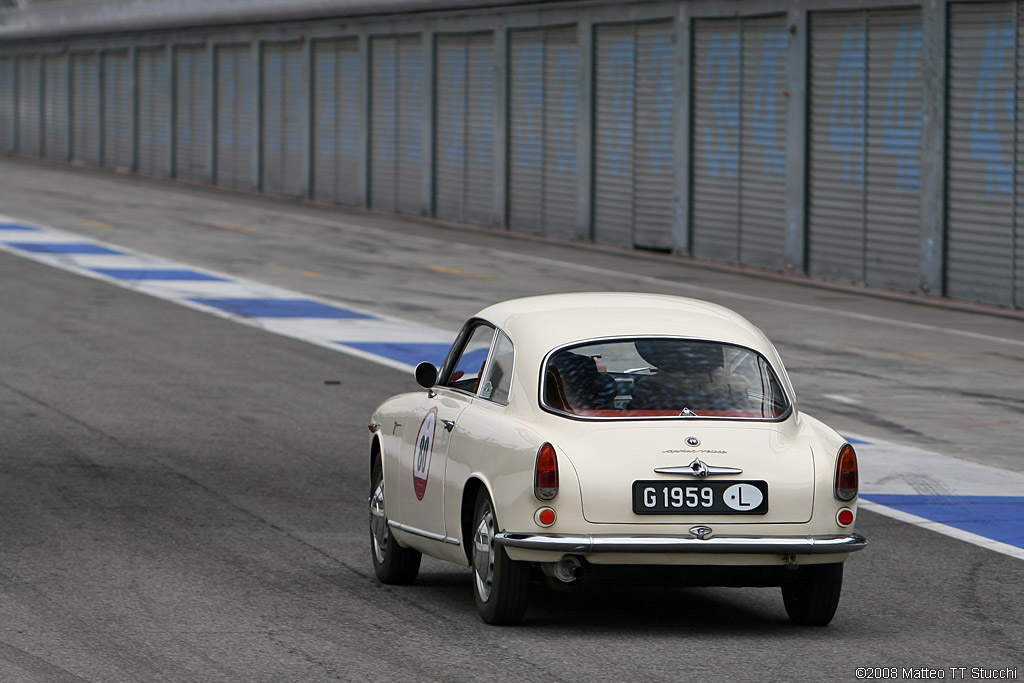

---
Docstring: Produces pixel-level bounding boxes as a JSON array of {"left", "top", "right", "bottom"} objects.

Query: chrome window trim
[{"left": 537, "top": 334, "right": 793, "bottom": 423}]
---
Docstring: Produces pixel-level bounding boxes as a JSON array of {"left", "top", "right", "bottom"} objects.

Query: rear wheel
[
  {"left": 369, "top": 458, "right": 421, "bottom": 584},
  {"left": 782, "top": 563, "right": 844, "bottom": 625},
  {"left": 471, "top": 489, "right": 530, "bottom": 625}
]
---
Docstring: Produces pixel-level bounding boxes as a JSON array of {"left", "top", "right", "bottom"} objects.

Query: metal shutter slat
[
  {"left": 634, "top": 21, "right": 674, "bottom": 251},
  {"left": 103, "top": 51, "right": 132, "bottom": 170},
  {"left": 864, "top": 10, "right": 922, "bottom": 292},
  {"left": 282, "top": 43, "right": 308, "bottom": 197},
  {"left": 336, "top": 41, "right": 362, "bottom": 205},
  {"left": 739, "top": 16, "right": 788, "bottom": 270},
  {"left": 0, "top": 58, "right": 13, "bottom": 152},
  {"left": 807, "top": 12, "right": 866, "bottom": 282},
  {"left": 435, "top": 34, "right": 467, "bottom": 222},
  {"left": 44, "top": 55, "right": 68, "bottom": 160},
  {"left": 17, "top": 56, "right": 41, "bottom": 156},
  {"left": 175, "top": 46, "right": 211, "bottom": 182},
  {"left": 397, "top": 35, "right": 424, "bottom": 215},
  {"left": 137, "top": 48, "right": 170, "bottom": 177},
  {"left": 542, "top": 26, "right": 578, "bottom": 239},
  {"left": 465, "top": 32, "right": 495, "bottom": 226},
  {"left": 692, "top": 19, "right": 741, "bottom": 262},
  {"left": 371, "top": 37, "right": 398, "bottom": 212},
  {"left": 262, "top": 44, "right": 285, "bottom": 194},
  {"left": 593, "top": 23, "right": 635, "bottom": 248},
  {"left": 947, "top": 2, "right": 1015, "bottom": 305},
  {"left": 508, "top": 29, "right": 544, "bottom": 234},
  {"left": 72, "top": 53, "right": 101, "bottom": 166}
]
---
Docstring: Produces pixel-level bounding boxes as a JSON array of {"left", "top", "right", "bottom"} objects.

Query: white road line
[{"left": 858, "top": 500, "right": 1024, "bottom": 562}]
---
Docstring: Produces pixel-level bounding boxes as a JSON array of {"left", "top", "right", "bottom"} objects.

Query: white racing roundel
[{"left": 413, "top": 408, "right": 437, "bottom": 501}]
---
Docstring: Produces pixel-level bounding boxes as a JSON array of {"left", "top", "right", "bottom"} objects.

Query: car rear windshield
[{"left": 541, "top": 338, "right": 790, "bottom": 420}]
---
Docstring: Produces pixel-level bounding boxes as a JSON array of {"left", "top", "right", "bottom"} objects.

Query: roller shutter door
[
  {"left": 808, "top": 10, "right": 923, "bottom": 289},
  {"left": 865, "top": 11, "right": 922, "bottom": 291},
  {"left": 137, "top": 47, "right": 171, "bottom": 177},
  {"left": 434, "top": 32, "right": 495, "bottom": 225},
  {"left": 313, "top": 39, "right": 361, "bottom": 205},
  {"left": 396, "top": 36, "right": 424, "bottom": 215},
  {"left": 739, "top": 17, "right": 789, "bottom": 270},
  {"left": 692, "top": 19, "right": 741, "bottom": 262},
  {"left": 634, "top": 22, "right": 675, "bottom": 250},
  {"left": 508, "top": 26, "right": 578, "bottom": 238},
  {"left": 17, "top": 55, "right": 41, "bottom": 156},
  {"left": 0, "top": 58, "right": 12, "bottom": 152},
  {"left": 1018, "top": 4, "right": 1024, "bottom": 308},
  {"left": 43, "top": 55, "right": 68, "bottom": 160},
  {"left": 216, "top": 45, "right": 256, "bottom": 190},
  {"left": 593, "top": 23, "right": 635, "bottom": 248},
  {"left": 370, "top": 36, "right": 423, "bottom": 214},
  {"left": 370, "top": 37, "right": 398, "bottom": 212},
  {"left": 465, "top": 33, "right": 495, "bottom": 225},
  {"left": 593, "top": 21, "right": 674, "bottom": 250},
  {"left": 508, "top": 30, "right": 544, "bottom": 233},
  {"left": 808, "top": 12, "right": 867, "bottom": 281},
  {"left": 174, "top": 45, "right": 211, "bottom": 183},
  {"left": 103, "top": 50, "right": 133, "bottom": 171},
  {"left": 71, "top": 53, "right": 101, "bottom": 166},
  {"left": 263, "top": 42, "right": 307, "bottom": 197},
  {"left": 947, "top": 3, "right": 1016, "bottom": 307},
  {"left": 542, "top": 27, "right": 577, "bottom": 238},
  {"left": 435, "top": 34, "right": 468, "bottom": 222}
]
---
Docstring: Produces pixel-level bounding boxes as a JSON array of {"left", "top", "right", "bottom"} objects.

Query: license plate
[{"left": 632, "top": 480, "right": 769, "bottom": 515}]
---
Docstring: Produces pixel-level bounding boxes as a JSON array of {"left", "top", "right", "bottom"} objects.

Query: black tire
[
  {"left": 471, "top": 489, "right": 530, "bottom": 625},
  {"left": 369, "top": 457, "right": 421, "bottom": 584},
  {"left": 782, "top": 563, "right": 844, "bottom": 626}
]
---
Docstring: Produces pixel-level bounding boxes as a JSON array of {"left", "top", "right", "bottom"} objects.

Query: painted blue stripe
[
  {"left": 863, "top": 494, "right": 1024, "bottom": 549},
  {"left": 845, "top": 436, "right": 871, "bottom": 444},
  {"left": 340, "top": 342, "right": 452, "bottom": 368},
  {"left": 3, "top": 242, "right": 125, "bottom": 255},
  {"left": 0, "top": 223, "right": 41, "bottom": 231},
  {"left": 92, "top": 268, "right": 227, "bottom": 282},
  {"left": 191, "top": 297, "right": 374, "bottom": 319}
]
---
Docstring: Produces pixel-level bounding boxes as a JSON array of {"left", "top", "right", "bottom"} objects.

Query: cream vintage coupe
[{"left": 367, "top": 293, "right": 865, "bottom": 625}]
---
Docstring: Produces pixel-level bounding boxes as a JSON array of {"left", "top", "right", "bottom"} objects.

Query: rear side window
[{"left": 542, "top": 338, "right": 790, "bottom": 420}]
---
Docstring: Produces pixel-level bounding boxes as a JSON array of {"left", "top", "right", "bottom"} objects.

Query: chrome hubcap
[
  {"left": 370, "top": 479, "right": 388, "bottom": 565},
  {"left": 473, "top": 501, "right": 495, "bottom": 603}
]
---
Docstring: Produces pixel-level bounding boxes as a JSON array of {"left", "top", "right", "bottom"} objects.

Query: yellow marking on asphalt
[
  {"left": 299, "top": 270, "right": 319, "bottom": 278},
  {"left": 428, "top": 265, "right": 492, "bottom": 280},
  {"left": 272, "top": 264, "right": 287, "bottom": 270},
  {"left": 83, "top": 219, "right": 117, "bottom": 231},
  {"left": 210, "top": 221, "right": 258, "bottom": 234}
]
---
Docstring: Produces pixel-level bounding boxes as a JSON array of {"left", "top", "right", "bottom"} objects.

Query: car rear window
[{"left": 541, "top": 338, "right": 790, "bottom": 420}]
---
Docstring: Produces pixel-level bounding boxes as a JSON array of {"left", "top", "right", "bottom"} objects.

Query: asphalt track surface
[{"left": 0, "top": 158, "right": 1022, "bottom": 681}]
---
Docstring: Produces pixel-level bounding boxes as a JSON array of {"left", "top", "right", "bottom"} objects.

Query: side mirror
[{"left": 415, "top": 362, "right": 438, "bottom": 390}]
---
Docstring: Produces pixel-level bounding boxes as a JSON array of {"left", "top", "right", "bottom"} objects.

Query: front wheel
[
  {"left": 369, "top": 458, "right": 421, "bottom": 584},
  {"left": 471, "top": 489, "right": 530, "bottom": 625},
  {"left": 781, "top": 563, "right": 844, "bottom": 625}
]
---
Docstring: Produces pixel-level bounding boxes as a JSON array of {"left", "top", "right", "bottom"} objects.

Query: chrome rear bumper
[{"left": 494, "top": 532, "right": 867, "bottom": 555}]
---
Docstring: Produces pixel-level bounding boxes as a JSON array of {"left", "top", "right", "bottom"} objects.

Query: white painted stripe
[
  {"left": 823, "top": 393, "right": 861, "bottom": 405},
  {"left": 859, "top": 500, "right": 1024, "bottom": 562}
]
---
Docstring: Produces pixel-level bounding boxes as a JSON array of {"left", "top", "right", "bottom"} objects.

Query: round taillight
[
  {"left": 834, "top": 444, "right": 858, "bottom": 502},
  {"left": 837, "top": 508, "right": 855, "bottom": 527},
  {"left": 535, "top": 507, "right": 556, "bottom": 527},
  {"left": 535, "top": 443, "right": 559, "bottom": 501}
]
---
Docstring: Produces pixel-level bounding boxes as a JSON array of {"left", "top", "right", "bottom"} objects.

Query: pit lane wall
[{"left": 0, "top": 0, "right": 1021, "bottom": 310}]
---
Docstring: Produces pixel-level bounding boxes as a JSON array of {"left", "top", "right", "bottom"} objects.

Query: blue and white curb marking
[
  {"left": 0, "top": 217, "right": 455, "bottom": 373},
  {"left": 2, "top": 215, "right": 1022, "bottom": 560}
]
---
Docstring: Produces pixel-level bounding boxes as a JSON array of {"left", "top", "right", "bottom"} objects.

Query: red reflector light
[
  {"left": 835, "top": 444, "right": 858, "bottom": 502},
  {"left": 538, "top": 508, "right": 556, "bottom": 526},
  {"left": 837, "top": 508, "right": 855, "bottom": 526},
  {"left": 535, "top": 443, "right": 559, "bottom": 501}
]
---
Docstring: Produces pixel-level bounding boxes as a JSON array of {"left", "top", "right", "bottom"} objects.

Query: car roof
[
  {"left": 473, "top": 293, "right": 798, "bottom": 405},
  {"left": 476, "top": 292, "right": 772, "bottom": 350}
]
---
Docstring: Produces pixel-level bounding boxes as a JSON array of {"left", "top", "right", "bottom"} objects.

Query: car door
[{"left": 396, "top": 321, "right": 497, "bottom": 543}]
